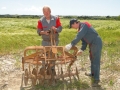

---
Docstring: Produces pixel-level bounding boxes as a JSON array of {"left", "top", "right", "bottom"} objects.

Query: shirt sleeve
[
  {"left": 37, "top": 20, "right": 43, "bottom": 35},
  {"left": 71, "top": 24, "right": 88, "bottom": 46},
  {"left": 81, "top": 39, "right": 87, "bottom": 51},
  {"left": 55, "top": 17, "right": 62, "bottom": 33}
]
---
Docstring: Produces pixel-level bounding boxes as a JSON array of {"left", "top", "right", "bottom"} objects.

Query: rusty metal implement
[{"left": 21, "top": 29, "right": 79, "bottom": 88}]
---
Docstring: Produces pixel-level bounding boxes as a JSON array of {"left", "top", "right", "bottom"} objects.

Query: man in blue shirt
[{"left": 65, "top": 19, "right": 102, "bottom": 87}]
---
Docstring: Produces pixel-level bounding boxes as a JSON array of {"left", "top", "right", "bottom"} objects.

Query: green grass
[
  {"left": 0, "top": 18, "right": 120, "bottom": 55},
  {"left": 0, "top": 18, "right": 120, "bottom": 89},
  {"left": 34, "top": 80, "right": 89, "bottom": 90}
]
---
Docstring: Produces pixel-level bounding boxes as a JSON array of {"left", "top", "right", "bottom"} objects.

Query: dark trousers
[{"left": 89, "top": 36, "right": 102, "bottom": 80}]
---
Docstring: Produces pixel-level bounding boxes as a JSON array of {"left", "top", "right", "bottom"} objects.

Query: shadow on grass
[
  {"left": 20, "top": 76, "right": 105, "bottom": 90},
  {"left": 34, "top": 77, "right": 90, "bottom": 90},
  {"left": 32, "top": 76, "right": 106, "bottom": 90}
]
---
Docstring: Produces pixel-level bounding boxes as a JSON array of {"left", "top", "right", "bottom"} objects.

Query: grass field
[
  {"left": 0, "top": 18, "right": 120, "bottom": 89},
  {"left": 0, "top": 18, "right": 120, "bottom": 55}
]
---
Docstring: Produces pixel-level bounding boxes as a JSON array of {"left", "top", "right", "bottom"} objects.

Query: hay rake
[{"left": 21, "top": 29, "right": 80, "bottom": 88}]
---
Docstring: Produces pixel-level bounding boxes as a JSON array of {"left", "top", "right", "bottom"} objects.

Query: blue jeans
[{"left": 89, "top": 36, "right": 102, "bottom": 80}]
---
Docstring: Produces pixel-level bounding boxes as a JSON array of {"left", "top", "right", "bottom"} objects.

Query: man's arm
[
  {"left": 37, "top": 20, "right": 43, "bottom": 35},
  {"left": 37, "top": 20, "right": 49, "bottom": 35},
  {"left": 55, "top": 17, "right": 62, "bottom": 33},
  {"left": 81, "top": 39, "right": 87, "bottom": 51},
  {"left": 71, "top": 24, "right": 88, "bottom": 46}
]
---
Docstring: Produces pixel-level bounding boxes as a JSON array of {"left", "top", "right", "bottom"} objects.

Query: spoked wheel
[{"left": 24, "top": 69, "right": 29, "bottom": 86}]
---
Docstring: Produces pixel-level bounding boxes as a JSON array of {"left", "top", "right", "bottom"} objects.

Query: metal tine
[
  {"left": 68, "top": 67, "right": 72, "bottom": 83},
  {"left": 61, "top": 67, "right": 64, "bottom": 81}
]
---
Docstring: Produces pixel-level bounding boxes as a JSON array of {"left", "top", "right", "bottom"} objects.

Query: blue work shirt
[{"left": 71, "top": 22, "right": 98, "bottom": 51}]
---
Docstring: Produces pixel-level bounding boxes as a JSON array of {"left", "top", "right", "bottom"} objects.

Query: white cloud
[
  {"left": 19, "top": 6, "right": 42, "bottom": 12},
  {"left": 15, "top": 6, "right": 43, "bottom": 15},
  {"left": 1, "top": 7, "right": 7, "bottom": 9}
]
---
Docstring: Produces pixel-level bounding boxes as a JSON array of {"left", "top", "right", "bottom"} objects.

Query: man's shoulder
[
  {"left": 39, "top": 16, "right": 45, "bottom": 21},
  {"left": 80, "top": 22, "right": 91, "bottom": 28},
  {"left": 51, "top": 15, "right": 60, "bottom": 19}
]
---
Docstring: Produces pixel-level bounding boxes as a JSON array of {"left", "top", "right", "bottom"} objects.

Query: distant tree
[
  {"left": 117, "top": 15, "right": 120, "bottom": 20},
  {"left": 106, "top": 16, "right": 111, "bottom": 18},
  {"left": 106, "top": 16, "right": 112, "bottom": 20}
]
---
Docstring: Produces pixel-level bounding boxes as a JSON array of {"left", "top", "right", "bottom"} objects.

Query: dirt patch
[
  {"left": 0, "top": 54, "right": 22, "bottom": 90},
  {"left": 0, "top": 54, "right": 120, "bottom": 90}
]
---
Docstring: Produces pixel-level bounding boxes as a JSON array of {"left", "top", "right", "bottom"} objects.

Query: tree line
[{"left": 0, "top": 14, "right": 120, "bottom": 20}]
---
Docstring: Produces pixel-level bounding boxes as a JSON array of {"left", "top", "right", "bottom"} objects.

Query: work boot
[
  {"left": 85, "top": 72, "right": 94, "bottom": 77},
  {"left": 92, "top": 80, "right": 100, "bottom": 87}
]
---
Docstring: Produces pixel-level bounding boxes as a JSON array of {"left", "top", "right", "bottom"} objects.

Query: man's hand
[
  {"left": 40, "top": 31, "right": 50, "bottom": 35},
  {"left": 44, "top": 31, "right": 50, "bottom": 35},
  {"left": 51, "top": 26, "right": 57, "bottom": 32},
  {"left": 76, "top": 50, "right": 83, "bottom": 56},
  {"left": 65, "top": 43, "right": 72, "bottom": 51}
]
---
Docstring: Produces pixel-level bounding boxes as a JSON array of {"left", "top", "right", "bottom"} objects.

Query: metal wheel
[
  {"left": 38, "top": 67, "right": 45, "bottom": 85},
  {"left": 31, "top": 68, "right": 37, "bottom": 86}
]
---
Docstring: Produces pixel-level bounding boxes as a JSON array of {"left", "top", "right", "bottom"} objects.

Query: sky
[{"left": 0, "top": 0, "right": 120, "bottom": 16}]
